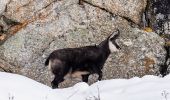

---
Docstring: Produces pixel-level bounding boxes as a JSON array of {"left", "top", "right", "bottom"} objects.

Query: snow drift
[{"left": 0, "top": 72, "right": 170, "bottom": 100}]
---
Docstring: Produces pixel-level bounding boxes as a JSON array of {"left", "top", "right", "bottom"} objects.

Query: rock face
[
  {"left": 104, "top": 28, "right": 165, "bottom": 80},
  {"left": 84, "top": 0, "right": 147, "bottom": 24},
  {"left": 144, "top": 0, "right": 170, "bottom": 34},
  {"left": 143, "top": 0, "right": 170, "bottom": 76},
  {"left": 0, "top": 0, "right": 166, "bottom": 87},
  {"left": 0, "top": 0, "right": 10, "bottom": 15}
]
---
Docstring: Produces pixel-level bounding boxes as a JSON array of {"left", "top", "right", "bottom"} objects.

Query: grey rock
[
  {"left": 0, "top": 58, "right": 20, "bottom": 73},
  {"left": 103, "top": 28, "right": 165, "bottom": 80},
  {"left": 5, "top": 0, "right": 79, "bottom": 21},
  {"left": 84, "top": 0, "right": 147, "bottom": 24},
  {"left": 0, "top": 0, "right": 10, "bottom": 15},
  {"left": 142, "top": 0, "right": 170, "bottom": 76},
  {"left": 144, "top": 0, "right": 170, "bottom": 34}
]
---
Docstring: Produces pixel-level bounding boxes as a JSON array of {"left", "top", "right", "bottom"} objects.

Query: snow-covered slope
[{"left": 0, "top": 72, "right": 170, "bottom": 100}]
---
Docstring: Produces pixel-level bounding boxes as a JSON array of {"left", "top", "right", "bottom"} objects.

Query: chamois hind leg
[
  {"left": 98, "top": 72, "right": 102, "bottom": 81},
  {"left": 50, "top": 59, "right": 67, "bottom": 88},
  {"left": 96, "top": 69, "right": 102, "bottom": 81},
  {"left": 82, "top": 74, "right": 90, "bottom": 82}
]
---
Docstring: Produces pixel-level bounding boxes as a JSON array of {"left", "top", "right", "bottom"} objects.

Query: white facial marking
[{"left": 109, "top": 41, "right": 119, "bottom": 52}]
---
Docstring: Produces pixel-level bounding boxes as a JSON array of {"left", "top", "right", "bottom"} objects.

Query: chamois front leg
[{"left": 51, "top": 75, "right": 64, "bottom": 89}]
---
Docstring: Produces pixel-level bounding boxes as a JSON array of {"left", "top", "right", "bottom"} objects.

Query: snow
[{"left": 0, "top": 72, "right": 170, "bottom": 100}]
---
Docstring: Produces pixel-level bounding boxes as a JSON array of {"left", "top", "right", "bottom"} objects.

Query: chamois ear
[{"left": 109, "top": 29, "right": 120, "bottom": 40}]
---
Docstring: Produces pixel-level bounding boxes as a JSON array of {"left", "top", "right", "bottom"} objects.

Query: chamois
[{"left": 45, "top": 30, "right": 121, "bottom": 88}]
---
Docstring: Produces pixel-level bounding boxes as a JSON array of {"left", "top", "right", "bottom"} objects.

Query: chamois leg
[
  {"left": 98, "top": 73, "right": 102, "bottom": 81},
  {"left": 97, "top": 70, "right": 103, "bottom": 81},
  {"left": 82, "top": 74, "right": 90, "bottom": 82},
  {"left": 51, "top": 76, "right": 64, "bottom": 89}
]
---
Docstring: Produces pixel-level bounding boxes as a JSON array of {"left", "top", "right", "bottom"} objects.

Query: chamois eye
[{"left": 110, "top": 37, "right": 114, "bottom": 41}]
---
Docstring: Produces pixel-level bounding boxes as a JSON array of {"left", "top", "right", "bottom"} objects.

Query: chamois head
[{"left": 108, "top": 30, "right": 121, "bottom": 52}]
